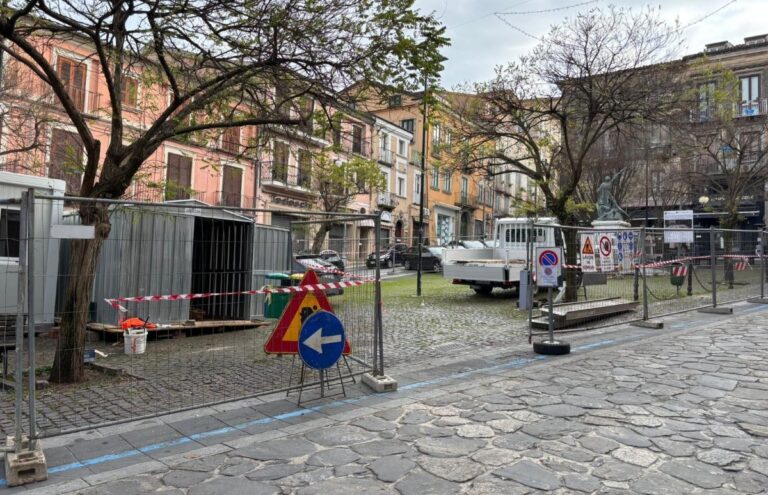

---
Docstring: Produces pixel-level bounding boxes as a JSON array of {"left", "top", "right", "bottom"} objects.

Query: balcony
[
  {"left": 455, "top": 192, "right": 479, "bottom": 210},
  {"left": 737, "top": 99, "right": 768, "bottom": 118},
  {"left": 378, "top": 149, "right": 393, "bottom": 166},
  {"left": 376, "top": 191, "right": 398, "bottom": 210},
  {"left": 217, "top": 190, "right": 242, "bottom": 208}
]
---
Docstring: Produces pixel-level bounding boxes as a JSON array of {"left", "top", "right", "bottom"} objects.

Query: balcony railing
[
  {"left": 378, "top": 149, "right": 393, "bottom": 165},
  {"left": 217, "top": 190, "right": 242, "bottom": 208},
  {"left": 376, "top": 191, "right": 398, "bottom": 210},
  {"left": 456, "top": 192, "right": 478, "bottom": 208},
  {"left": 737, "top": 99, "right": 768, "bottom": 118}
]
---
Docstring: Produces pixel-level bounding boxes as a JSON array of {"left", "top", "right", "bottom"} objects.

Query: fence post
[
  {"left": 373, "top": 213, "right": 384, "bottom": 377},
  {"left": 13, "top": 191, "right": 28, "bottom": 452},
  {"left": 762, "top": 230, "right": 766, "bottom": 299},
  {"left": 633, "top": 264, "right": 639, "bottom": 302},
  {"left": 527, "top": 220, "right": 534, "bottom": 342},
  {"left": 687, "top": 260, "right": 693, "bottom": 297},
  {"left": 26, "top": 189, "right": 37, "bottom": 449},
  {"left": 710, "top": 226, "right": 718, "bottom": 308},
  {"left": 640, "top": 227, "right": 648, "bottom": 321}
]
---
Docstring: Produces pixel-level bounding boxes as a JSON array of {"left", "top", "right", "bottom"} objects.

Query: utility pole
[{"left": 417, "top": 74, "right": 428, "bottom": 296}]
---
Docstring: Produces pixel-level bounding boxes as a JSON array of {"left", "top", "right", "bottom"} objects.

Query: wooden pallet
[{"left": 87, "top": 319, "right": 270, "bottom": 335}]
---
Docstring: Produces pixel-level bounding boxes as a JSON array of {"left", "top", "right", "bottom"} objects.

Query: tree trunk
[
  {"left": 562, "top": 226, "right": 580, "bottom": 302},
  {"left": 311, "top": 224, "right": 332, "bottom": 254},
  {"left": 49, "top": 205, "right": 111, "bottom": 383}
]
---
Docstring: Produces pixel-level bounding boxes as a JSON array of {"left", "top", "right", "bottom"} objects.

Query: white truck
[{"left": 442, "top": 217, "right": 562, "bottom": 295}]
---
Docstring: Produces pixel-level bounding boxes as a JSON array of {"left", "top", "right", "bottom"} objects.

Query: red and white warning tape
[{"left": 105, "top": 280, "right": 370, "bottom": 311}]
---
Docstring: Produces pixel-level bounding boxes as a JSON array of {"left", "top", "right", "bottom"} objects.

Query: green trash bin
[{"left": 264, "top": 273, "right": 291, "bottom": 319}]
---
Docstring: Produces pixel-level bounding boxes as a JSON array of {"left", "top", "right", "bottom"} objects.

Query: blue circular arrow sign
[{"left": 298, "top": 310, "right": 345, "bottom": 370}]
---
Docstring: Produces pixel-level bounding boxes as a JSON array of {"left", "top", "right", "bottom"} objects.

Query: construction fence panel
[
  {"left": 0, "top": 195, "right": 381, "bottom": 440},
  {"left": 527, "top": 223, "right": 766, "bottom": 337},
  {"left": 528, "top": 224, "right": 644, "bottom": 338}
]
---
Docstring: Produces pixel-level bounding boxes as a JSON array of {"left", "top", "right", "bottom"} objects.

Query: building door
[
  {"left": 49, "top": 129, "right": 84, "bottom": 194},
  {"left": 166, "top": 153, "right": 193, "bottom": 200},
  {"left": 221, "top": 165, "right": 242, "bottom": 207},
  {"left": 460, "top": 212, "right": 469, "bottom": 240},
  {"left": 395, "top": 220, "right": 403, "bottom": 240}
]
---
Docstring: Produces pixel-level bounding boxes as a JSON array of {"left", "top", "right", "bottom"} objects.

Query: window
[
  {"left": 443, "top": 170, "right": 452, "bottom": 192},
  {"left": 431, "top": 123, "right": 441, "bottom": 148},
  {"left": 400, "top": 119, "right": 415, "bottom": 133},
  {"left": 379, "top": 132, "right": 391, "bottom": 164},
  {"left": 0, "top": 209, "right": 20, "bottom": 258},
  {"left": 49, "top": 129, "right": 84, "bottom": 194},
  {"left": 431, "top": 165, "right": 439, "bottom": 189},
  {"left": 272, "top": 141, "right": 289, "bottom": 182},
  {"left": 120, "top": 76, "right": 139, "bottom": 108},
  {"left": 221, "top": 126, "right": 241, "bottom": 154},
  {"left": 165, "top": 152, "right": 193, "bottom": 200},
  {"left": 298, "top": 149, "right": 312, "bottom": 188},
  {"left": 444, "top": 128, "right": 452, "bottom": 151},
  {"left": 396, "top": 173, "right": 406, "bottom": 197},
  {"left": 298, "top": 97, "right": 314, "bottom": 133},
  {"left": 388, "top": 94, "right": 402, "bottom": 108},
  {"left": 398, "top": 139, "right": 407, "bottom": 157},
  {"left": 740, "top": 75, "right": 761, "bottom": 116},
  {"left": 381, "top": 169, "right": 390, "bottom": 192},
  {"left": 352, "top": 125, "right": 363, "bottom": 154},
  {"left": 697, "top": 82, "right": 715, "bottom": 121},
  {"left": 460, "top": 176, "right": 468, "bottom": 202},
  {"left": 221, "top": 165, "right": 242, "bottom": 207},
  {"left": 56, "top": 56, "right": 86, "bottom": 111},
  {"left": 413, "top": 172, "right": 422, "bottom": 204}
]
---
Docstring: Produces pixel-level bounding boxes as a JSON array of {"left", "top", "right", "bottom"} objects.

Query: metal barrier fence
[
  {"left": 527, "top": 223, "right": 766, "bottom": 339},
  {"left": 1, "top": 192, "right": 382, "bottom": 441}
]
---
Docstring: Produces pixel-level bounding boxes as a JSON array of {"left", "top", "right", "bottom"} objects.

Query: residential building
[
  {"left": 358, "top": 88, "right": 491, "bottom": 246},
  {"left": 623, "top": 34, "right": 768, "bottom": 229}
]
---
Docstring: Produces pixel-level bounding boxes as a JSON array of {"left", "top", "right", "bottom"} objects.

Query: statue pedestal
[{"left": 591, "top": 219, "right": 631, "bottom": 230}]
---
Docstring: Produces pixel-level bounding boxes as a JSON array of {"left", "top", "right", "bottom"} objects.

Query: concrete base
[
  {"left": 698, "top": 306, "right": 733, "bottom": 315},
  {"left": 362, "top": 373, "right": 398, "bottom": 393},
  {"left": 4, "top": 435, "right": 47, "bottom": 487},
  {"left": 591, "top": 220, "right": 631, "bottom": 229},
  {"left": 631, "top": 320, "right": 664, "bottom": 329},
  {"left": 747, "top": 297, "right": 768, "bottom": 304}
]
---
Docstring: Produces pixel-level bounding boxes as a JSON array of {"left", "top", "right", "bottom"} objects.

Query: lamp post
[{"left": 417, "top": 73, "right": 428, "bottom": 297}]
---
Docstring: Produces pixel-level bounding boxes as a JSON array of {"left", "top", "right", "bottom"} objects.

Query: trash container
[{"left": 264, "top": 273, "right": 292, "bottom": 319}]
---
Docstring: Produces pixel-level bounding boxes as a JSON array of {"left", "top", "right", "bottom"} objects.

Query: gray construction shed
[{"left": 67, "top": 199, "right": 290, "bottom": 326}]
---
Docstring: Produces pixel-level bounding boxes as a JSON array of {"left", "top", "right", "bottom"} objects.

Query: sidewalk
[{"left": 4, "top": 302, "right": 768, "bottom": 494}]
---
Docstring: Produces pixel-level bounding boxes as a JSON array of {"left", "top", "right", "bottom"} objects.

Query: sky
[{"left": 414, "top": 0, "right": 764, "bottom": 89}]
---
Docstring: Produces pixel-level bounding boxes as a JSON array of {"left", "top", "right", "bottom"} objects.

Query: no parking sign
[{"left": 536, "top": 247, "right": 562, "bottom": 288}]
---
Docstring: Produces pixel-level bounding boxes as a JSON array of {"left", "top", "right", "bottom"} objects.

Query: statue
[{"left": 596, "top": 168, "right": 628, "bottom": 221}]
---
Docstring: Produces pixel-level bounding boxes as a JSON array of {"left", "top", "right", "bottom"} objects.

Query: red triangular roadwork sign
[
  {"left": 582, "top": 236, "right": 594, "bottom": 255},
  {"left": 263, "top": 269, "right": 351, "bottom": 355}
]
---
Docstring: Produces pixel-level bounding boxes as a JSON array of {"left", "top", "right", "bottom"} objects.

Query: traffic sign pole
[{"left": 548, "top": 286, "right": 554, "bottom": 343}]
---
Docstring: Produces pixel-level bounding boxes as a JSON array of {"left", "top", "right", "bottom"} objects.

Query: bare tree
[
  {"left": 451, "top": 6, "right": 683, "bottom": 300},
  {"left": 0, "top": 0, "right": 447, "bottom": 382}
]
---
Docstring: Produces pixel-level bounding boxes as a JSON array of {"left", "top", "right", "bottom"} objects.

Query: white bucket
[{"left": 124, "top": 328, "right": 147, "bottom": 355}]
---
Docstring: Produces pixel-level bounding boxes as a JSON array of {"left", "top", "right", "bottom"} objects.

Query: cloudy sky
[{"left": 414, "top": 0, "right": 763, "bottom": 88}]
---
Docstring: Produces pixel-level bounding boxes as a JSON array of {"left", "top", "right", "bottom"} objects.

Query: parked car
[
  {"left": 366, "top": 243, "right": 408, "bottom": 268},
  {"left": 293, "top": 255, "right": 344, "bottom": 295},
  {"left": 402, "top": 246, "right": 443, "bottom": 272},
  {"left": 318, "top": 249, "right": 346, "bottom": 273}
]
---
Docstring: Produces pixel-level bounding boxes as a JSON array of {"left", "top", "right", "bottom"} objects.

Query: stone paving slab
[{"left": 3, "top": 304, "right": 767, "bottom": 493}]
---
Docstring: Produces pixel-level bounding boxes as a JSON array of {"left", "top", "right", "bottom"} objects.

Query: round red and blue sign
[{"left": 539, "top": 249, "right": 559, "bottom": 267}]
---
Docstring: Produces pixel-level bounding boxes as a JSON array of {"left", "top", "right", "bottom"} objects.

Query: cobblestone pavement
[
  {"left": 8, "top": 307, "right": 767, "bottom": 494},
  {"left": 1, "top": 271, "right": 763, "bottom": 438}
]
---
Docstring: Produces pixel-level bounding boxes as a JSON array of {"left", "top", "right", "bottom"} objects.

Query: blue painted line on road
[{"left": 2, "top": 305, "right": 765, "bottom": 488}]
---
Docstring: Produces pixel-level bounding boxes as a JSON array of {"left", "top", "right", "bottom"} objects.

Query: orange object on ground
[{"left": 121, "top": 318, "right": 157, "bottom": 330}]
